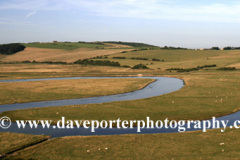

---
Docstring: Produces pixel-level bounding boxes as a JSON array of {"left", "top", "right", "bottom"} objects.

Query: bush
[
  {"left": 217, "top": 67, "right": 236, "bottom": 70},
  {"left": 211, "top": 47, "right": 220, "bottom": 50},
  {"left": 166, "top": 64, "right": 217, "bottom": 72},
  {"left": 31, "top": 61, "right": 67, "bottom": 64},
  {"left": 177, "top": 68, "right": 199, "bottom": 72},
  {"left": 223, "top": 47, "right": 232, "bottom": 50},
  {"left": 132, "top": 64, "right": 149, "bottom": 69},
  {"left": 166, "top": 67, "right": 199, "bottom": 72},
  {"left": 197, "top": 64, "right": 217, "bottom": 69},
  {"left": 0, "top": 43, "right": 26, "bottom": 55},
  {"left": 92, "top": 56, "right": 108, "bottom": 59},
  {"left": 152, "top": 58, "right": 164, "bottom": 62},
  {"left": 166, "top": 68, "right": 183, "bottom": 71},
  {"left": 130, "top": 57, "right": 148, "bottom": 60},
  {"left": 113, "top": 57, "right": 126, "bottom": 59}
]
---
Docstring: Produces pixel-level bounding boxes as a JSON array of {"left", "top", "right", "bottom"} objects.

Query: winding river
[{"left": 0, "top": 77, "right": 238, "bottom": 138}]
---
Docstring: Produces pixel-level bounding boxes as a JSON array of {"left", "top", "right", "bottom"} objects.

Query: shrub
[
  {"left": 152, "top": 58, "right": 164, "bottom": 61},
  {"left": 113, "top": 57, "right": 126, "bottom": 59},
  {"left": 217, "top": 67, "right": 236, "bottom": 70},
  {"left": 132, "top": 64, "right": 149, "bottom": 69},
  {"left": 130, "top": 57, "right": 148, "bottom": 60}
]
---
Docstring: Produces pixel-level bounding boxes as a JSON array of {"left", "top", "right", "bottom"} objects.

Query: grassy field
[
  {"left": 0, "top": 63, "right": 159, "bottom": 80},
  {"left": 4, "top": 128, "right": 240, "bottom": 160},
  {"left": 0, "top": 48, "right": 240, "bottom": 159},
  {"left": 23, "top": 42, "right": 151, "bottom": 50},
  {"left": 0, "top": 132, "right": 49, "bottom": 157},
  {"left": 101, "top": 49, "right": 240, "bottom": 69},
  {"left": 0, "top": 47, "right": 133, "bottom": 63},
  {"left": 2, "top": 71, "right": 239, "bottom": 126},
  {"left": 0, "top": 78, "right": 154, "bottom": 104}
]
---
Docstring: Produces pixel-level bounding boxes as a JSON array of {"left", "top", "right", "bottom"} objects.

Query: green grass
[
  {"left": 0, "top": 132, "right": 49, "bottom": 157},
  {"left": 23, "top": 42, "right": 106, "bottom": 50},
  {"left": 5, "top": 128, "right": 240, "bottom": 160}
]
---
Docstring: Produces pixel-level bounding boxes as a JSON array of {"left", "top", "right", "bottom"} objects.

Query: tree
[
  {"left": 211, "top": 47, "right": 220, "bottom": 50},
  {"left": 223, "top": 46, "right": 232, "bottom": 50},
  {"left": 0, "top": 43, "right": 26, "bottom": 55}
]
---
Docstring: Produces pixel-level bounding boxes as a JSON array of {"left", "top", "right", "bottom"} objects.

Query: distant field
[
  {"left": 23, "top": 42, "right": 133, "bottom": 50},
  {"left": 103, "top": 49, "right": 240, "bottom": 69},
  {"left": 0, "top": 47, "right": 133, "bottom": 63},
  {"left": 23, "top": 42, "right": 106, "bottom": 50},
  {"left": 0, "top": 78, "right": 154, "bottom": 104},
  {"left": 109, "top": 49, "right": 225, "bottom": 62}
]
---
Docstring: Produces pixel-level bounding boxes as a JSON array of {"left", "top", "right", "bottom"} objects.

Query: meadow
[
  {"left": 0, "top": 78, "right": 153, "bottom": 104},
  {"left": 0, "top": 45, "right": 240, "bottom": 159},
  {"left": 102, "top": 49, "right": 240, "bottom": 69},
  {"left": 5, "top": 129, "right": 240, "bottom": 160}
]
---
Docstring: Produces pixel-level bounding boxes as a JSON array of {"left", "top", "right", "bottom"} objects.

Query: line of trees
[
  {"left": 166, "top": 64, "right": 217, "bottom": 72},
  {"left": 0, "top": 43, "right": 26, "bottom": 55},
  {"left": 210, "top": 46, "right": 240, "bottom": 50},
  {"left": 73, "top": 59, "right": 121, "bottom": 67}
]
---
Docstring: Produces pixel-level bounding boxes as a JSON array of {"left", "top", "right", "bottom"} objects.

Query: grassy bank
[
  {"left": 0, "top": 78, "right": 154, "bottom": 104},
  {"left": 5, "top": 128, "right": 240, "bottom": 159},
  {"left": 0, "top": 132, "right": 49, "bottom": 157}
]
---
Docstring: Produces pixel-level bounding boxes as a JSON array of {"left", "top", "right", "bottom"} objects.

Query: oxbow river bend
[{"left": 0, "top": 76, "right": 239, "bottom": 137}]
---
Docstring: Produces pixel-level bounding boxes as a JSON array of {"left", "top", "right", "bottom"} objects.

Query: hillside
[
  {"left": 23, "top": 42, "right": 134, "bottom": 50},
  {"left": 0, "top": 47, "right": 132, "bottom": 63}
]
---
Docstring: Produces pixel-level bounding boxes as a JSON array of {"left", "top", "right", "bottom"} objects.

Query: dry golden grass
[
  {"left": 0, "top": 54, "right": 6, "bottom": 59},
  {"left": 0, "top": 78, "right": 154, "bottom": 104},
  {"left": 0, "top": 63, "right": 133, "bottom": 73},
  {"left": 0, "top": 63, "right": 157, "bottom": 80},
  {"left": 228, "top": 63, "right": 240, "bottom": 68},
  {"left": 0, "top": 47, "right": 132, "bottom": 63}
]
